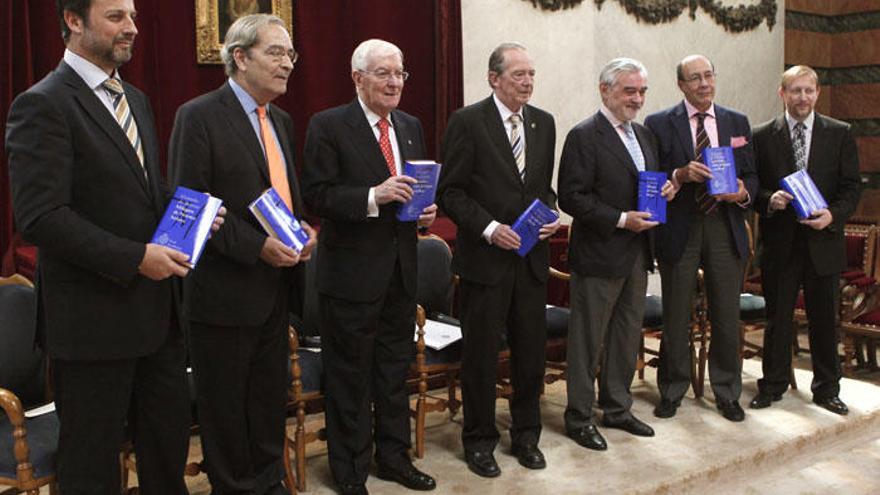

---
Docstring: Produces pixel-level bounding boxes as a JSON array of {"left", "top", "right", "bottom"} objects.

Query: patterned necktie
[
  {"left": 103, "top": 77, "right": 145, "bottom": 175},
  {"left": 693, "top": 112, "right": 717, "bottom": 214},
  {"left": 793, "top": 122, "right": 807, "bottom": 171},
  {"left": 256, "top": 106, "right": 293, "bottom": 211},
  {"left": 620, "top": 122, "right": 645, "bottom": 172},
  {"left": 509, "top": 114, "right": 525, "bottom": 181},
  {"left": 377, "top": 118, "right": 397, "bottom": 176}
]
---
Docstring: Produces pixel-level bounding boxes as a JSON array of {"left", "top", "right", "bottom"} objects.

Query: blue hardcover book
[
  {"left": 151, "top": 186, "right": 223, "bottom": 268},
  {"left": 397, "top": 160, "right": 441, "bottom": 221},
  {"left": 702, "top": 146, "right": 738, "bottom": 195},
  {"left": 511, "top": 199, "right": 559, "bottom": 257},
  {"left": 249, "top": 188, "right": 310, "bottom": 253},
  {"left": 638, "top": 171, "right": 667, "bottom": 224},
  {"left": 780, "top": 169, "right": 828, "bottom": 219}
]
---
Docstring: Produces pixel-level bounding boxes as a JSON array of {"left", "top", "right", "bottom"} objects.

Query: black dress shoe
[
  {"left": 464, "top": 450, "right": 501, "bottom": 478},
  {"left": 814, "top": 396, "right": 849, "bottom": 415},
  {"left": 653, "top": 398, "right": 679, "bottom": 419},
  {"left": 337, "top": 483, "right": 368, "bottom": 495},
  {"left": 511, "top": 443, "right": 546, "bottom": 469},
  {"left": 567, "top": 424, "right": 607, "bottom": 451},
  {"left": 749, "top": 391, "right": 783, "bottom": 409},
  {"left": 602, "top": 415, "right": 655, "bottom": 437},
  {"left": 377, "top": 462, "right": 436, "bottom": 491},
  {"left": 717, "top": 400, "right": 745, "bottom": 422}
]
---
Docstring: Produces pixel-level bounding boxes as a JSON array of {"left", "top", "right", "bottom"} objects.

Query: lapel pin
[
  {"left": 531, "top": 122, "right": 536, "bottom": 129},
  {"left": 407, "top": 139, "right": 412, "bottom": 145}
]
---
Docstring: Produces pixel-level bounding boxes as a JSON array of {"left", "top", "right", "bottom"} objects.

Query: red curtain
[{"left": 0, "top": 0, "right": 462, "bottom": 266}]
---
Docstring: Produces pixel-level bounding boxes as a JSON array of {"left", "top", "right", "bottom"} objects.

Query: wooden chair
[
  {"left": 284, "top": 325, "right": 324, "bottom": 492},
  {"left": 0, "top": 274, "right": 58, "bottom": 495}
]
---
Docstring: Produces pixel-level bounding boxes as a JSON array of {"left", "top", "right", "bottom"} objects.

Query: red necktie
[{"left": 377, "top": 118, "right": 396, "bottom": 176}]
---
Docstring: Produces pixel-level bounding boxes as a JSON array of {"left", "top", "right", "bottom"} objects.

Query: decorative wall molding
[{"left": 523, "top": 0, "right": 777, "bottom": 33}]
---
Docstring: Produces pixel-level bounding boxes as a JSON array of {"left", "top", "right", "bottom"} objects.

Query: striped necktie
[
  {"left": 102, "top": 78, "right": 145, "bottom": 174},
  {"left": 509, "top": 114, "right": 525, "bottom": 181},
  {"left": 693, "top": 112, "right": 717, "bottom": 214},
  {"left": 621, "top": 122, "right": 645, "bottom": 172}
]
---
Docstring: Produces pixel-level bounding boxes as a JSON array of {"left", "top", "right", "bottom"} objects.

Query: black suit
[
  {"left": 753, "top": 112, "right": 861, "bottom": 400},
  {"left": 645, "top": 102, "right": 757, "bottom": 404},
  {"left": 168, "top": 82, "right": 304, "bottom": 493},
  {"left": 438, "top": 96, "right": 556, "bottom": 452},
  {"left": 6, "top": 60, "right": 188, "bottom": 494},
  {"left": 301, "top": 99, "right": 425, "bottom": 486},
  {"left": 558, "top": 112, "right": 657, "bottom": 428}
]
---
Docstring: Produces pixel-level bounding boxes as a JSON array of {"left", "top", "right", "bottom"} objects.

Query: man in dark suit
[
  {"left": 749, "top": 65, "right": 861, "bottom": 415},
  {"left": 645, "top": 54, "right": 757, "bottom": 422},
  {"left": 169, "top": 15, "right": 315, "bottom": 494},
  {"left": 437, "top": 42, "right": 560, "bottom": 477},
  {"left": 301, "top": 39, "right": 437, "bottom": 495},
  {"left": 559, "top": 58, "right": 677, "bottom": 451},
  {"left": 5, "top": 0, "right": 221, "bottom": 492}
]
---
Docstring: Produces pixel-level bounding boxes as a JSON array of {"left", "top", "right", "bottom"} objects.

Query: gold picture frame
[{"left": 195, "top": 0, "right": 294, "bottom": 64}]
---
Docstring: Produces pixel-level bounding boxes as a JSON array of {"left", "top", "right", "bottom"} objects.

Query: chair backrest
[
  {"left": 0, "top": 279, "right": 45, "bottom": 409},
  {"left": 417, "top": 235, "right": 454, "bottom": 317},
  {"left": 844, "top": 224, "right": 877, "bottom": 276}
]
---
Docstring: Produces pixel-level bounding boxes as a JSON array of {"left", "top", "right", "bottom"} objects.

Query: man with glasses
[
  {"left": 645, "top": 54, "right": 757, "bottom": 422},
  {"left": 168, "top": 14, "right": 315, "bottom": 494},
  {"left": 438, "top": 42, "right": 560, "bottom": 478},
  {"left": 301, "top": 39, "right": 437, "bottom": 495}
]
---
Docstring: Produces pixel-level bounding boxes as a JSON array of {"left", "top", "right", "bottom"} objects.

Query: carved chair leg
[
  {"left": 842, "top": 333, "right": 857, "bottom": 377},
  {"left": 283, "top": 433, "right": 296, "bottom": 493}
]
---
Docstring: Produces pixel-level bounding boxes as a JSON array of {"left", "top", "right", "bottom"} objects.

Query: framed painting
[{"left": 195, "top": 0, "right": 294, "bottom": 64}]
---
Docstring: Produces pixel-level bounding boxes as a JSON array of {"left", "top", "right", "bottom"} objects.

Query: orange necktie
[{"left": 257, "top": 105, "right": 293, "bottom": 211}]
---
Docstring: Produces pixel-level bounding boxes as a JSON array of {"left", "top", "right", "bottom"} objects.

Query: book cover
[
  {"left": 780, "top": 169, "right": 828, "bottom": 219},
  {"left": 511, "top": 199, "right": 559, "bottom": 257},
  {"left": 637, "top": 171, "right": 667, "bottom": 224},
  {"left": 396, "top": 160, "right": 441, "bottom": 222},
  {"left": 151, "top": 186, "right": 223, "bottom": 268},
  {"left": 248, "top": 188, "right": 310, "bottom": 253},
  {"left": 702, "top": 146, "right": 738, "bottom": 195}
]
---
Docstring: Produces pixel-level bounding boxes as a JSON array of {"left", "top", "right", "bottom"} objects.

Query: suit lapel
[
  {"left": 596, "top": 112, "right": 639, "bottom": 178},
  {"left": 772, "top": 114, "right": 798, "bottom": 175},
  {"left": 634, "top": 124, "right": 658, "bottom": 172},
  {"left": 715, "top": 105, "right": 731, "bottom": 147},
  {"left": 60, "top": 62, "right": 150, "bottom": 195},
  {"left": 806, "top": 113, "right": 826, "bottom": 174},
  {"left": 344, "top": 100, "right": 391, "bottom": 182},
  {"left": 671, "top": 102, "right": 695, "bottom": 161},
  {"left": 219, "top": 84, "right": 271, "bottom": 185},
  {"left": 483, "top": 97, "right": 522, "bottom": 184},
  {"left": 268, "top": 105, "right": 302, "bottom": 215}
]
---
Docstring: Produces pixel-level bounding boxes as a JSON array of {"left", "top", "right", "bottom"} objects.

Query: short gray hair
[
  {"left": 221, "top": 14, "right": 287, "bottom": 77},
  {"left": 599, "top": 57, "right": 647, "bottom": 87},
  {"left": 351, "top": 39, "right": 403, "bottom": 72},
  {"left": 488, "top": 42, "right": 528, "bottom": 74}
]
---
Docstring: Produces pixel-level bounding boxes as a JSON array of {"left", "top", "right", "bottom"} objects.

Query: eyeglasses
[
  {"left": 263, "top": 46, "right": 299, "bottom": 64},
  {"left": 360, "top": 69, "right": 410, "bottom": 82},
  {"left": 683, "top": 71, "right": 716, "bottom": 84}
]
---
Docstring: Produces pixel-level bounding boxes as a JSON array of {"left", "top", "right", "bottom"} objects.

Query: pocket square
[{"left": 731, "top": 136, "right": 748, "bottom": 148}]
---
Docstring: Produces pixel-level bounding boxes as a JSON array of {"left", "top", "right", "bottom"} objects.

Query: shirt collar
[
  {"left": 785, "top": 110, "right": 815, "bottom": 132},
  {"left": 599, "top": 103, "right": 626, "bottom": 130},
  {"left": 684, "top": 99, "right": 715, "bottom": 120},
  {"left": 493, "top": 93, "right": 522, "bottom": 123},
  {"left": 228, "top": 77, "right": 263, "bottom": 116},
  {"left": 64, "top": 49, "right": 120, "bottom": 90},
  {"left": 357, "top": 96, "right": 392, "bottom": 129}
]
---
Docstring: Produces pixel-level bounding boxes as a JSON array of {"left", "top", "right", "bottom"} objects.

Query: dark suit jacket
[
  {"left": 301, "top": 99, "right": 426, "bottom": 302},
  {"left": 753, "top": 113, "right": 862, "bottom": 276},
  {"left": 644, "top": 101, "right": 758, "bottom": 264},
  {"left": 6, "top": 61, "right": 178, "bottom": 360},
  {"left": 437, "top": 96, "right": 557, "bottom": 286},
  {"left": 559, "top": 111, "right": 657, "bottom": 278},
  {"left": 169, "top": 82, "right": 305, "bottom": 326}
]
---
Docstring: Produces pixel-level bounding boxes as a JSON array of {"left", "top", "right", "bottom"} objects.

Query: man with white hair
[
  {"left": 302, "top": 39, "right": 437, "bottom": 495},
  {"left": 559, "top": 57, "right": 676, "bottom": 451}
]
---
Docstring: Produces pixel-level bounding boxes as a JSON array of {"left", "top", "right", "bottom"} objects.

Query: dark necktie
[{"left": 793, "top": 122, "right": 807, "bottom": 171}]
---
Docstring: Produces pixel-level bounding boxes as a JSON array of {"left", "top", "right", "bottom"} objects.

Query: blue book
[
  {"left": 702, "top": 146, "right": 738, "bottom": 195},
  {"left": 638, "top": 171, "right": 667, "bottom": 224},
  {"left": 511, "top": 199, "right": 559, "bottom": 257},
  {"left": 397, "top": 160, "right": 441, "bottom": 221},
  {"left": 780, "top": 169, "right": 828, "bottom": 219},
  {"left": 151, "top": 186, "right": 223, "bottom": 268},
  {"left": 249, "top": 188, "right": 310, "bottom": 253}
]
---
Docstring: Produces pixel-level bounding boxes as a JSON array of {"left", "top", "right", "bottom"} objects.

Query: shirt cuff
[
  {"left": 737, "top": 190, "right": 751, "bottom": 209},
  {"left": 367, "top": 187, "right": 379, "bottom": 217},
  {"left": 617, "top": 212, "right": 627, "bottom": 229},
  {"left": 671, "top": 168, "right": 683, "bottom": 189},
  {"left": 482, "top": 220, "right": 500, "bottom": 244}
]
